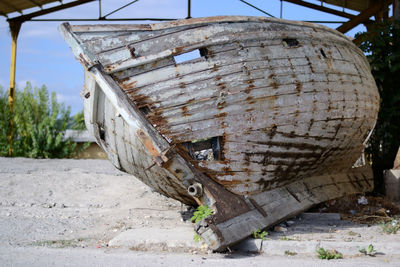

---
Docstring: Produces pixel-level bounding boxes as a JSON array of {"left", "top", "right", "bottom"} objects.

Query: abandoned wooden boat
[{"left": 59, "top": 16, "right": 379, "bottom": 251}]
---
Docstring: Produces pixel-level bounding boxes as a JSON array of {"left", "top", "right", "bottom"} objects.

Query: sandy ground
[
  {"left": 0, "top": 157, "right": 187, "bottom": 249},
  {"left": 1, "top": 157, "right": 400, "bottom": 266}
]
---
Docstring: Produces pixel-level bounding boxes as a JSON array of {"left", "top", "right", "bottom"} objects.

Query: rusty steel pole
[{"left": 7, "top": 21, "right": 21, "bottom": 156}]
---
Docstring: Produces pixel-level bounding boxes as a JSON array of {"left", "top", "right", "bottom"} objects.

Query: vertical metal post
[
  {"left": 280, "top": 0, "right": 283, "bottom": 18},
  {"left": 187, "top": 0, "right": 191, "bottom": 19},
  {"left": 8, "top": 21, "right": 21, "bottom": 156},
  {"left": 98, "top": 0, "right": 102, "bottom": 18}
]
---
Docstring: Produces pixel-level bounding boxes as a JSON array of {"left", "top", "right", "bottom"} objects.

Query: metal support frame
[
  {"left": 7, "top": 21, "right": 21, "bottom": 156},
  {"left": 99, "top": 0, "right": 139, "bottom": 19},
  {"left": 239, "top": 0, "right": 276, "bottom": 18},
  {"left": 336, "top": 1, "right": 387, "bottom": 33},
  {"left": 30, "top": 18, "right": 177, "bottom": 22},
  {"left": 7, "top": 0, "right": 96, "bottom": 23},
  {"left": 187, "top": 0, "right": 191, "bottom": 19},
  {"left": 6, "top": 0, "right": 96, "bottom": 155},
  {"left": 283, "top": 0, "right": 356, "bottom": 18}
]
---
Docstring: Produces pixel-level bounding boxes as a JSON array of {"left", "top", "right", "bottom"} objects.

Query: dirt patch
[{"left": 310, "top": 194, "right": 400, "bottom": 225}]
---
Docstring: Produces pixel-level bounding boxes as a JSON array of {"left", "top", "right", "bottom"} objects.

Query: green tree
[
  {"left": 0, "top": 82, "right": 78, "bottom": 158},
  {"left": 356, "top": 21, "right": 400, "bottom": 193},
  {"left": 0, "top": 86, "right": 12, "bottom": 156},
  {"left": 69, "top": 110, "right": 86, "bottom": 130}
]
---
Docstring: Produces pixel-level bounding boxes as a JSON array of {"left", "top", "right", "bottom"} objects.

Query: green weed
[
  {"left": 191, "top": 205, "right": 213, "bottom": 242},
  {"left": 285, "top": 250, "right": 297, "bottom": 256},
  {"left": 381, "top": 219, "right": 400, "bottom": 234},
  {"left": 191, "top": 205, "right": 213, "bottom": 223},
  {"left": 316, "top": 247, "right": 343, "bottom": 260},
  {"left": 359, "top": 244, "right": 377, "bottom": 256},
  {"left": 252, "top": 229, "right": 268, "bottom": 240}
]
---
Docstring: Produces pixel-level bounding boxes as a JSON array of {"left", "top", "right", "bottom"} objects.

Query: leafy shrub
[
  {"left": 0, "top": 82, "right": 81, "bottom": 158},
  {"left": 69, "top": 110, "right": 86, "bottom": 130},
  {"left": 0, "top": 86, "right": 12, "bottom": 156}
]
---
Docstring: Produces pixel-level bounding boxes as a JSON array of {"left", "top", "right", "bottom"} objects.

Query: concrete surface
[
  {"left": 385, "top": 169, "right": 400, "bottom": 201},
  {"left": 1, "top": 157, "right": 400, "bottom": 266}
]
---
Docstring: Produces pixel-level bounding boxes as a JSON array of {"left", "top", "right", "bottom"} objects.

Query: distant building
[{"left": 64, "top": 130, "right": 107, "bottom": 159}]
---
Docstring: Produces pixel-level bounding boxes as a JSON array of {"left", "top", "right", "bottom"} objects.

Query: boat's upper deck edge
[{"left": 68, "top": 16, "right": 349, "bottom": 41}]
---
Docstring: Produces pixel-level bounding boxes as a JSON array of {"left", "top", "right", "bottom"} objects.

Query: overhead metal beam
[
  {"left": 7, "top": 0, "right": 95, "bottom": 23},
  {"left": 30, "top": 18, "right": 177, "bottom": 21},
  {"left": 336, "top": 1, "right": 386, "bottom": 33},
  {"left": 0, "top": 0, "right": 23, "bottom": 14},
  {"left": 26, "top": 0, "right": 43, "bottom": 9},
  {"left": 0, "top": 11, "right": 8, "bottom": 18},
  {"left": 282, "top": 0, "right": 355, "bottom": 18},
  {"left": 101, "top": 0, "right": 139, "bottom": 19},
  {"left": 239, "top": 0, "right": 276, "bottom": 18}
]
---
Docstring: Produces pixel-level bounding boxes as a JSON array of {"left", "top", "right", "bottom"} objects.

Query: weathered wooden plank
[
  {"left": 160, "top": 109, "right": 376, "bottom": 143},
  {"left": 151, "top": 89, "right": 375, "bottom": 125},
  {"left": 94, "top": 24, "right": 353, "bottom": 72},
  {"left": 103, "top": 95, "right": 121, "bottom": 169},
  {"left": 117, "top": 45, "right": 368, "bottom": 91}
]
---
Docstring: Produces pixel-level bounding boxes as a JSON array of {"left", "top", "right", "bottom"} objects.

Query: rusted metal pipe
[{"left": 187, "top": 183, "right": 203, "bottom": 198}]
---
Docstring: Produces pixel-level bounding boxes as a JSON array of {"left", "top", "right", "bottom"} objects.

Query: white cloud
[
  {"left": 56, "top": 93, "right": 83, "bottom": 114},
  {"left": 16, "top": 79, "right": 40, "bottom": 90}
]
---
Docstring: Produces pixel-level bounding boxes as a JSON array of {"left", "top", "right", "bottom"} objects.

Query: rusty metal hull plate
[{"left": 59, "top": 16, "right": 379, "bottom": 251}]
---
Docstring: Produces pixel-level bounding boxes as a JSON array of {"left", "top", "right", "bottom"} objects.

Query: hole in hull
[
  {"left": 139, "top": 105, "right": 151, "bottom": 115},
  {"left": 320, "top": 48, "right": 327, "bottom": 58},
  {"left": 282, "top": 38, "right": 299, "bottom": 47},
  {"left": 174, "top": 49, "right": 202, "bottom": 64},
  {"left": 99, "top": 126, "right": 106, "bottom": 141},
  {"left": 183, "top": 136, "right": 222, "bottom": 161},
  {"left": 173, "top": 48, "right": 208, "bottom": 64}
]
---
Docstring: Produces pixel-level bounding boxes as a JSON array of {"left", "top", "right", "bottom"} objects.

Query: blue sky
[{"left": 0, "top": 0, "right": 367, "bottom": 115}]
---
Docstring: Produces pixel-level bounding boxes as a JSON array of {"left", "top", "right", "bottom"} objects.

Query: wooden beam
[
  {"left": 7, "top": 0, "right": 95, "bottom": 23},
  {"left": 336, "top": 1, "right": 385, "bottom": 33}
]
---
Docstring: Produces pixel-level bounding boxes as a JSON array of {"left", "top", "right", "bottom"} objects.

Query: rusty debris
[{"left": 59, "top": 16, "right": 380, "bottom": 251}]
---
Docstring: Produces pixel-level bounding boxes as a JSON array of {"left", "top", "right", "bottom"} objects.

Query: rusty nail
[{"left": 126, "top": 45, "right": 137, "bottom": 58}]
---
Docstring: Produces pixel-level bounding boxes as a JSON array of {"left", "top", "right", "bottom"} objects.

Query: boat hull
[{"left": 60, "top": 16, "right": 379, "bottom": 250}]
